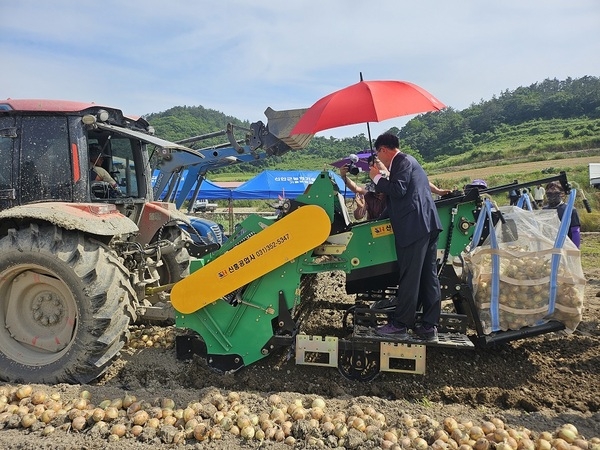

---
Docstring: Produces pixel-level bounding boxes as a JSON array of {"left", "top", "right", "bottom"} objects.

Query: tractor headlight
[
  {"left": 82, "top": 114, "right": 96, "bottom": 125},
  {"left": 97, "top": 109, "right": 109, "bottom": 122}
]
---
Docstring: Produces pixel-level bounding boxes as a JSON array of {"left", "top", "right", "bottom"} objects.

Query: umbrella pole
[
  {"left": 360, "top": 72, "right": 375, "bottom": 154},
  {"left": 366, "top": 121, "right": 374, "bottom": 152}
]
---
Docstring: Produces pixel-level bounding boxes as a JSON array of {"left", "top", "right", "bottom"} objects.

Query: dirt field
[
  {"left": 429, "top": 155, "right": 600, "bottom": 181},
  {"left": 0, "top": 236, "right": 598, "bottom": 449}
]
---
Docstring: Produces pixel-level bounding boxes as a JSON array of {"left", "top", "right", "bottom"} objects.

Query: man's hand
[
  {"left": 354, "top": 193, "right": 367, "bottom": 220},
  {"left": 369, "top": 159, "right": 388, "bottom": 180},
  {"left": 355, "top": 193, "right": 365, "bottom": 208},
  {"left": 429, "top": 182, "right": 451, "bottom": 196},
  {"left": 110, "top": 184, "right": 123, "bottom": 196}
]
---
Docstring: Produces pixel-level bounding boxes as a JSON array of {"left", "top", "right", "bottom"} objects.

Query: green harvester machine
[{"left": 172, "top": 170, "right": 583, "bottom": 381}]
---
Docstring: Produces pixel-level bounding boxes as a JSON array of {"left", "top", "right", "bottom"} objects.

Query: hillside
[
  {"left": 427, "top": 154, "right": 600, "bottom": 185},
  {"left": 145, "top": 76, "right": 600, "bottom": 182}
]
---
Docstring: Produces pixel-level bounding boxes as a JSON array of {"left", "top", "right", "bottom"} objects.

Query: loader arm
[{"left": 153, "top": 108, "right": 313, "bottom": 209}]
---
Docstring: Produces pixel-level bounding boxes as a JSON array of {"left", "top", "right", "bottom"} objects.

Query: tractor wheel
[
  {"left": 0, "top": 224, "right": 135, "bottom": 384},
  {"left": 140, "top": 226, "right": 191, "bottom": 317},
  {"left": 153, "top": 226, "right": 190, "bottom": 287}
]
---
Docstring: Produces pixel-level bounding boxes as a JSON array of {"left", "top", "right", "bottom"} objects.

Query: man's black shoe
[
  {"left": 375, "top": 323, "right": 409, "bottom": 338},
  {"left": 414, "top": 324, "right": 438, "bottom": 342}
]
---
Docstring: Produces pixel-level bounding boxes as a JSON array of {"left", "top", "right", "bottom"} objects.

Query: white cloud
[{"left": 1, "top": 0, "right": 599, "bottom": 138}]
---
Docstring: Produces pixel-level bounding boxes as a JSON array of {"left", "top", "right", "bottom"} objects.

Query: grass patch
[
  {"left": 581, "top": 232, "right": 600, "bottom": 272},
  {"left": 417, "top": 397, "right": 433, "bottom": 408},
  {"left": 580, "top": 212, "right": 600, "bottom": 232}
]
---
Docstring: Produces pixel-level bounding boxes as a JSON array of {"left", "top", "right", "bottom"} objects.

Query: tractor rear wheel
[{"left": 0, "top": 224, "right": 135, "bottom": 384}]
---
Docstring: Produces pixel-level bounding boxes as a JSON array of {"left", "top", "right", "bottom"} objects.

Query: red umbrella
[{"left": 290, "top": 79, "right": 445, "bottom": 136}]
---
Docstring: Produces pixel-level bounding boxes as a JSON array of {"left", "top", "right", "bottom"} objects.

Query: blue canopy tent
[
  {"left": 232, "top": 170, "right": 354, "bottom": 200},
  {"left": 196, "top": 179, "right": 235, "bottom": 200},
  {"left": 152, "top": 169, "right": 355, "bottom": 203},
  {"left": 152, "top": 169, "right": 356, "bottom": 234}
]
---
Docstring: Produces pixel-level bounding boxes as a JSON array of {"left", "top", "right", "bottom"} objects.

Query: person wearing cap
[
  {"left": 543, "top": 181, "right": 581, "bottom": 248},
  {"left": 465, "top": 179, "right": 488, "bottom": 191},
  {"left": 89, "top": 144, "right": 120, "bottom": 191}
]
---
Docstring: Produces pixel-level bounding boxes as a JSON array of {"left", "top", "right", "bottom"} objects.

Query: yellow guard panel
[{"left": 171, "top": 205, "right": 331, "bottom": 314}]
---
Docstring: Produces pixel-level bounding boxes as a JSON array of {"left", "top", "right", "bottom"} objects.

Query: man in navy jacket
[{"left": 369, "top": 133, "right": 443, "bottom": 341}]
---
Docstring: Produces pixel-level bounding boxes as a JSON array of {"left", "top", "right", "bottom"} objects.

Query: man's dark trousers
[{"left": 391, "top": 230, "right": 441, "bottom": 329}]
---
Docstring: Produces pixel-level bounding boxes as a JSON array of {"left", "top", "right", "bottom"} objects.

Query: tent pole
[{"left": 228, "top": 198, "right": 234, "bottom": 235}]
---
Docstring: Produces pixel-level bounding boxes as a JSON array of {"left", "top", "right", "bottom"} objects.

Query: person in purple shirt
[{"left": 543, "top": 181, "right": 581, "bottom": 248}]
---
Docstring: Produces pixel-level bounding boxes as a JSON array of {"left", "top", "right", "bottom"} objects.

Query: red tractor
[{"left": 0, "top": 99, "right": 308, "bottom": 383}]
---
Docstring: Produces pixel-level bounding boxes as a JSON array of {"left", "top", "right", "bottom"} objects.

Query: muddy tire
[
  {"left": 153, "top": 226, "right": 190, "bottom": 286},
  {"left": 0, "top": 223, "right": 135, "bottom": 384},
  {"left": 139, "top": 226, "right": 190, "bottom": 322}
]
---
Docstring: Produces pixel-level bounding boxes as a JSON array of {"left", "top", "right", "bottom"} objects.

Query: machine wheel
[
  {"left": 0, "top": 224, "right": 135, "bottom": 384},
  {"left": 153, "top": 226, "right": 190, "bottom": 287},
  {"left": 338, "top": 348, "right": 381, "bottom": 382}
]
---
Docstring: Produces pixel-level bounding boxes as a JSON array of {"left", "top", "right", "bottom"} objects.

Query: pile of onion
[{"left": 0, "top": 385, "right": 597, "bottom": 449}]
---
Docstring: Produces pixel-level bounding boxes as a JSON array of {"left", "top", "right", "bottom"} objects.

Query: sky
[{"left": 2, "top": 1, "right": 599, "bottom": 140}]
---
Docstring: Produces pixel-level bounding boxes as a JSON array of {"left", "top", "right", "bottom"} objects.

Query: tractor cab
[{"left": 0, "top": 99, "right": 196, "bottom": 211}]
